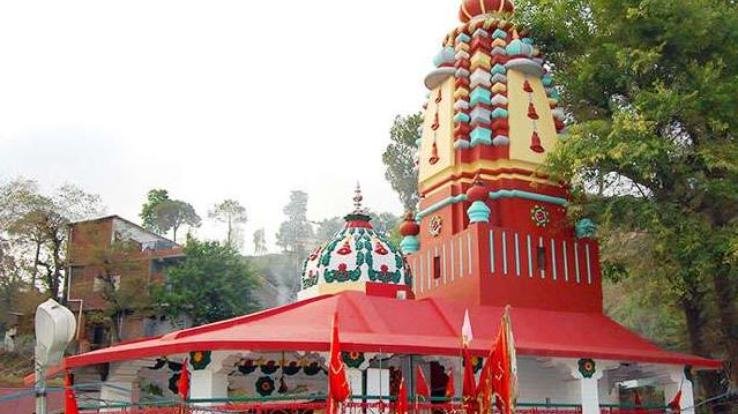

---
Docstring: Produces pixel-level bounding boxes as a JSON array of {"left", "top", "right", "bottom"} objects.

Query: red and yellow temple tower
[{"left": 400, "top": 0, "right": 601, "bottom": 312}]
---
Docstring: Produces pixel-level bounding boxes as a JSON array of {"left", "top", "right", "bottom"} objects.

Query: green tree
[
  {"left": 0, "top": 237, "right": 29, "bottom": 331},
  {"left": 515, "top": 0, "right": 738, "bottom": 395},
  {"left": 154, "top": 237, "right": 261, "bottom": 325},
  {"left": 88, "top": 238, "right": 152, "bottom": 343},
  {"left": 275, "top": 191, "right": 314, "bottom": 257},
  {"left": 315, "top": 217, "right": 344, "bottom": 243},
  {"left": 154, "top": 199, "right": 201, "bottom": 243},
  {"left": 276, "top": 191, "right": 314, "bottom": 302},
  {"left": 0, "top": 179, "right": 105, "bottom": 300},
  {"left": 139, "top": 189, "right": 170, "bottom": 234},
  {"left": 252, "top": 228, "right": 267, "bottom": 255},
  {"left": 382, "top": 113, "right": 422, "bottom": 211},
  {"left": 372, "top": 211, "right": 400, "bottom": 238},
  {"left": 208, "top": 199, "right": 248, "bottom": 248}
]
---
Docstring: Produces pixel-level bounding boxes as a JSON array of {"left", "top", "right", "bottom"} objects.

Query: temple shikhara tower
[
  {"left": 57, "top": 1, "right": 720, "bottom": 413},
  {"left": 401, "top": 0, "right": 597, "bottom": 311}
]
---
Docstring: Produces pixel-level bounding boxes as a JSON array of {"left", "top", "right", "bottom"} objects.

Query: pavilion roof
[{"left": 64, "top": 291, "right": 720, "bottom": 369}]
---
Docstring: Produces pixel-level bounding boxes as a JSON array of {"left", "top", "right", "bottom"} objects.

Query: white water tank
[{"left": 35, "top": 299, "right": 76, "bottom": 366}]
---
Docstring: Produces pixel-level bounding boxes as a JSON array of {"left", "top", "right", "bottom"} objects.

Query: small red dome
[
  {"left": 399, "top": 212, "right": 420, "bottom": 237},
  {"left": 466, "top": 174, "right": 489, "bottom": 202},
  {"left": 459, "top": 0, "right": 515, "bottom": 22}
]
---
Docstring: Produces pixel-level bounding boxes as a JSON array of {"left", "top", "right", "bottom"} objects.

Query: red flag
[
  {"left": 64, "top": 371, "right": 80, "bottom": 414},
  {"left": 415, "top": 366, "right": 430, "bottom": 401},
  {"left": 667, "top": 389, "right": 682, "bottom": 414},
  {"left": 462, "top": 348, "right": 478, "bottom": 413},
  {"left": 476, "top": 354, "right": 493, "bottom": 414},
  {"left": 445, "top": 369, "right": 455, "bottom": 400},
  {"left": 397, "top": 376, "right": 409, "bottom": 414},
  {"left": 479, "top": 306, "right": 517, "bottom": 414},
  {"left": 329, "top": 313, "right": 351, "bottom": 414},
  {"left": 178, "top": 358, "right": 190, "bottom": 400}
]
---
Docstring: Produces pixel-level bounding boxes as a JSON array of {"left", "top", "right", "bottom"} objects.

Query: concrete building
[{"left": 66, "top": 215, "right": 185, "bottom": 351}]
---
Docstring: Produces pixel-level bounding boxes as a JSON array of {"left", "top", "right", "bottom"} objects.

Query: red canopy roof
[{"left": 64, "top": 291, "right": 720, "bottom": 368}]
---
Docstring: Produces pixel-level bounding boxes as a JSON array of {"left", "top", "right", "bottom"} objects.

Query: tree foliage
[
  {"left": 153, "top": 199, "right": 201, "bottom": 243},
  {"left": 0, "top": 178, "right": 105, "bottom": 300},
  {"left": 275, "top": 191, "right": 314, "bottom": 257},
  {"left": 88, "top": 238, "right": 153, "bottom": 343},
  {"left": 515, "top": 0, "right": 738, "bottom": 394},
  {"left": 154, "top": 237, "right": 261, "bottom": 325},
  {"left": 208, "top": 199, "right": 247, "bottom": 248},
  {"left": 139, "top": 189, "right": 170, "bottom": 234},
  {"left": 252, "top": 228, "right": 267, "bottom": 255},
  {"left": 140, "top": 189, "right": 203, "bottom": 243},
  {"left": 382, "top": 113, "right": 422, "bottom": 212},
  {"left": 315, "top": 217, "right": 344, "bottom": 243}
]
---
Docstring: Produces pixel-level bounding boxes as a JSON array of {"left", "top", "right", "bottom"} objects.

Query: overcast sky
[{"left": 0, "top": 1, "right": 460, "bottom": 252}]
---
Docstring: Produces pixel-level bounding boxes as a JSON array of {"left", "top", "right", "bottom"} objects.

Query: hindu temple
[{"left": 60, "top": 0, "right": 720, "bottom": 412}]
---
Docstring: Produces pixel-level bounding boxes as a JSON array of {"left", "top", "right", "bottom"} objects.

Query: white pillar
[
  {"left": 99, "top": 361, "right": 147, "bottom": 412},
  {"left": 348, "top": 368, "right": 363, "bottom": 402},
  {"left": 561, "top": 359, "right": 605, "bottom": 414},
  {"left": 578, "top": 373, "right": 603, "bottom": 414},
  {"left": 366, "top": 368, "right": 390, "bottom": 414},
  {"left": 189, "top": 352, "right": 230, "bottom": 406},
  {"left": 99, "top": 381, "right": 133, "bottom": 412},
  {"left": 100, "top": 381, "right": 133, "bottom": 413},
  {"left": 664, "top": 368, "right": 694, "bottom": 414}
]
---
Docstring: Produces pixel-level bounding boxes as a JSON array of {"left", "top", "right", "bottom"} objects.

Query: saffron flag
[
  {"left": 416, "top": 366, "right": 430, "bottom": 401},
  {"left": 64, "top": 371, "right": 80, "bottom": 414},
  {"left": 178, "top": 358, "right": 190, "bottom": 401},
  {"left": 462, "top": 309, "right": 473, "bottom": 347},
  {"left": 667, "top": 388, "right": 682, "bottom": 414},
  {"left": 462, "top": 348, "right": 479, "bottom": 414},
  {"left": 328, "top": 313, "right": 351, "bottom": 414},
  {"left": 397, "top": 375, "right": 409, "bottom": 414},
  {"left": 461, "top": 308, "right": 477, "bottom": 411},
  {"left": 478, "top": 306, "right": 517, "bottom": 414},
  {"left": 476, "top": 355, "right": 492, "bottom": 414},
  {"left": 445, "top": 369, "right": 455, "bottom": 400}
]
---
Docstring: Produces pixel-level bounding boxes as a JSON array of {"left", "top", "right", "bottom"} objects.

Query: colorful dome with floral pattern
[{"left": 298, "top": 185, "right": 413, "bottom": 300}]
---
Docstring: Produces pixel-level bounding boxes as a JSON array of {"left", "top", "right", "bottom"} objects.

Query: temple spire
[{"left": 353, "top": 182, "right": 364, "bottom": 213}]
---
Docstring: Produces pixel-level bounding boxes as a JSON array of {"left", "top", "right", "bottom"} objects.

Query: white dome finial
[{"left": 353, "top": 182, "right": 364, "bottom": 213}]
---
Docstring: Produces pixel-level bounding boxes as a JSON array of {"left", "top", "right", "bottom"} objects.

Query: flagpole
[
  {"left": 409, "top": 355, "right": 415, "bottom": 414},
  {"left": 459, "top": 311, "right": 464, "bottom": 410},
  {"left": 379, "top": 347, "right": 383, "bottom": 414}
]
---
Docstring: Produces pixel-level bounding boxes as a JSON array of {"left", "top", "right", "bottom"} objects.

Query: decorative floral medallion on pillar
[
  {"left": 190, "top": 350, "right": 212, "bottom": 370},
  {"left": 342, "top": 351, "right": 368, "bottom": 369},
  {"left": 577, "top": 358, "right": 596, "bottom": 378}
]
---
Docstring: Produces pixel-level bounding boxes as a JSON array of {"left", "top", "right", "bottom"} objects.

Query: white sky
[{"left": 0, "top": 1, "right": 460, "bottom": 253}]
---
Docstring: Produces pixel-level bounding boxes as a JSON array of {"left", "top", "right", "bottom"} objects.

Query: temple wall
[
  {"left": 507, "top": 70, "right": 558, "bottom": 163},
  {"left": 517, "top": 357, "right": 579, "bottom": 404}
]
